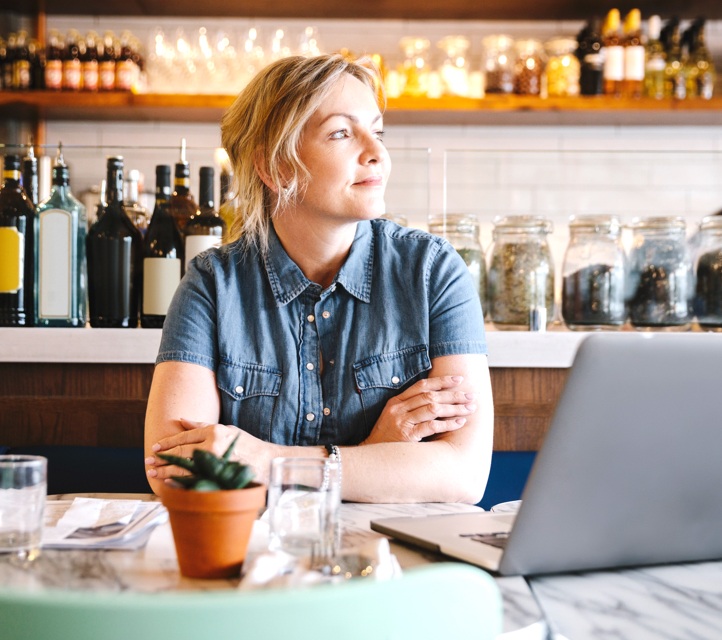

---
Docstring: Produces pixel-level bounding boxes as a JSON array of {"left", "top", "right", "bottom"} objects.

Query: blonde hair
[{"left": 220, "top": 53, "right": 384, "bottom": 252}]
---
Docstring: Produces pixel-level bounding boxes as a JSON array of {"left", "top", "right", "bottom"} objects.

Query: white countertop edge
[{"left": 0, "top": 326, "right": 591, "bottom": 367}]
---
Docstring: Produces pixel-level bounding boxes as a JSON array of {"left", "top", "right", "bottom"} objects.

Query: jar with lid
[
  {"left": 481, "top": 34, "right": 515, "bottom": 94},
  {"left": 487, "top": 215, "right": 555, "bottom": 330},
  {"left": 544, "top": 37, "right": 580, "bottom": 97},
  {"left": 428, "top": 213, "right": 487, "bottom": 311},
  {"left": 398, "top": 37, "right": 431, "bottom": 97},
  {"left": 626, "top": 216, "right": 693, "bottom": 330},
  {"left": 437, "top": 35, "right": 471, "bottom": 97},
  {"left": 513, "top": 39, "right": 545, "bottom": 96},
  {"left": 561, "top": 215, "right": 626, "bottom": 330},
  {"left": 693, "top": 215, "right": 722, "bottom": 330}
]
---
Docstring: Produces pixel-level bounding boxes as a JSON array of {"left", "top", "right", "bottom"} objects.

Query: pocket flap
[
  {"left": 217, "top": 361, "right": 282, "bottom": 400},
  {"left": 353, "top": 345, "right": 431, "bottom": 391}
]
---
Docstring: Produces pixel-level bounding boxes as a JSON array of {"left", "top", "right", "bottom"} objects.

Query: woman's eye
[
  {"left": 330, "top": 129, "right": 349, "bottom": 140},
  {"left": 374, "top": 130, "right": 386, "bottom": 141}
]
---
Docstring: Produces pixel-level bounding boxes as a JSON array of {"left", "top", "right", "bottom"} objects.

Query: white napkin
[
  {"left": 239, "top": 536, "right": 402, "bottom": 590},
  {"left": 43, "top": 498, "right": 141, "bottom": 543}
]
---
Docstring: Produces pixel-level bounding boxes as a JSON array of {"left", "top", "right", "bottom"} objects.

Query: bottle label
[
  {"left": 115, "top": 60, "right": 134, "bottom": 91},
  {"left": 99, "top": 61, "right": 116, "bottom": 90},
  {"left": 45, "top": 60, "right": 63, "bottom": 90},
  {"left": 185, "top": 235, "right": 221, "bottom": 271},
  {"left": 646, "top": 57, "right": 666, "bottom": 73},
  {"left": 63, "top": 59, "right": 82, "bottom": 90},
  {"left": 13, "top": 60, "right": 31, "bottom": 89},
  {"left": 0, "top": 227, "right": 24, "bottom": 293},
  {"left": 143, "top": 257, "right": 181, "bottom": 316},
  {"left": 38, "top": 209, "right": 73, "bottom": 319},
  {"left": 624, "top": 46, "right": 645, "bottom": 81},
  {"left": 603, "top": 46, "right": 624, "bottom": 81},
  {"left": 82, "top": 61, "right": 99, "bottom": 91}
]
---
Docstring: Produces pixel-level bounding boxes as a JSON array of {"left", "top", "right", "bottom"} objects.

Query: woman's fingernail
[
  {"left": 465, "top": 393, "right": 476, "bottom": 401},
  {"left": 455, "top": 418, "right": 467, "bottom": 425},
  {"left": 144, "top": 456, "right": 155, "bottom": 465},
  {"left": 451, "top": 376, "right": 463, "bottom": 383},
  {"left": 152, "top": 443, "right": 160, "bottom": 452},
  {"left": 465, "top": 403, "right": 477, "bottom": 412},
  {"left": 146, "top": 468, "right": 157, "bottom": 478}
]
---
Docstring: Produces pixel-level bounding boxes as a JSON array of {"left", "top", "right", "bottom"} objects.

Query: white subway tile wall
[{"left": 35, "top": 15, "right": 722, "bottom": 274}]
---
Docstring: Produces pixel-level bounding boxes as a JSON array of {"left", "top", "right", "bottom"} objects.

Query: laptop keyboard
[{"left": 460, "top": 531, "right": 510, "bottom": 550}]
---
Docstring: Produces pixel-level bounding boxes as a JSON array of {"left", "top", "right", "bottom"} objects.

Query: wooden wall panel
[{"left": 0, "top": 363, "right": 568, "bottom": 452}]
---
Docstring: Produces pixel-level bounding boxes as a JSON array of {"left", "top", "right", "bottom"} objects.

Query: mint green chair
[{"left": 0, "top": 563, "right": 502, "bottom": 640}]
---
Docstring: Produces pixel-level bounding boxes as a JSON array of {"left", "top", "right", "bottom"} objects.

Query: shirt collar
[{"left": 264, "top": 221, "right": 374, "bottom": 306}]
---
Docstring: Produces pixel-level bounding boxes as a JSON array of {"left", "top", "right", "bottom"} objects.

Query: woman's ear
[{"left": 253, "top": 150, "right": 279, "bottom": 193}]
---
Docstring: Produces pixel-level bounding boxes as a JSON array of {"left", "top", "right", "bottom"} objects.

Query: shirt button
[
  {"left": 329, "top": 360, "right": 335, "bottom": 366},
  {"left": 391, "top": 376, "right": 400, "bottom": 384},
  {"left": 235, "top": 385, "right": 244, "bottom": 394},
  {"left": 323, "top": 407, "right": 331, "bottom": 416},
  {"left": 306, "top": 413, "right": 315, "bottom": 422},
  {"left": 307, "top": 314, "right": 315, "bottom": 322},
  {"left": 322, "top": 311, "right": 331, "bottom": 319},
  {"left": 306, "top": 363, "right": 315, "bottom": 371}
]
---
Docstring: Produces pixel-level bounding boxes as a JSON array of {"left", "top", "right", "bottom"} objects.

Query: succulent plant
[{"left": 157, "top": 435, "right": 255, "bottom": 491}]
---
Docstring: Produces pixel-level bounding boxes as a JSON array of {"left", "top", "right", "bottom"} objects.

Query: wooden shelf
[{"left": 3, "top": 91, "right": 722, "bottom": 126}]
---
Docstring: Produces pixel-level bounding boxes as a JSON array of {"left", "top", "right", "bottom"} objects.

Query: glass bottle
[
  {"left": 399, "top": 37, "right": 431, "bottom": 98},
  {"left": 481, "top": 34, "right": 515, "bottom": 94},
  {"left": 98, "top": 31, "right": 117, "bottom": 92},
  {"left": 12, "top": 30, "right": 31, "bottom": 91},
  {"left": 513, "top": 39, "right": 545, "bottom": 96},
  {"left": 693, "top": 216, "right": 722, "bottom": 330},
  {"left": 644, "top": 15, "right": 666, "bottom": 100},
  {"left": 141, "top": 165, "right": 183, "bottom": 329},
  {"left": 428, "top": 213, "right": 487, "bottom": 310},
  {"left": 487, "top": 215, "right": 554, "bottom": 331},
  {"left": 21, "top": 144, "right": 39, "bottom": 207},
  {"left": 185, "top": 166, "right": 225, "bottom": 271},
  {"left": 577, "top": 17, "right": 605, "bottom": 96},
  {"left": 34, "top": 143, "right": 87, "bottom": 327},
  {"left": 169, "top": 139, "right": 198, "bottom": 235},
  {"left": 437, "top": 36, "right": 471, "bottom": 97},
  {"left": 626, "top": 216, "right": 693, "bottom": 330},
  {"left": 602, "top": 8, "right": 624, "bottom": 97},
  {"left": 86, "top": 156, "right": 143, "bottom": 328},
  {"left": 544, "top": 37, "right": 580, "bottom": 97},
  {"left": 29, "top": 37, "right": 45, "bottom": 90},
  {"left": 62, "top": 29, "right": 82, "bottom": 91},
  {"left": 125, "top": 169, "right": 149, "bottom": 235},
  {"left": 623, "top": 9, "right": 645, "bottom": 99},
  {"left": 81, "top": 31, "right": 99, "bottom": 92},
  {"left": 685, "top": 18, "right": 715, "bottom": 100},
  {"left": 0, "top": 154, "right": 36, "bottom": 326},
  {"left": 663, "top": 18, "right": 686, "bottom": 100},
  {"left": 561, "top": 215, "right": 626, "bottom": 330},
  {"left": 115, "top": 31, "right": 134, "bottom": 91},
  {"left": 44, "top": 29, "right": 63, "bottom": 91},
  {"left": 2, "top": 33, "right": 15, "bottom": 90}
]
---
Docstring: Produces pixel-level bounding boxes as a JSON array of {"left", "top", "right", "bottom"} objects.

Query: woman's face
[{"left": 292, "top": 73, "right": 391, "bottom": 226}]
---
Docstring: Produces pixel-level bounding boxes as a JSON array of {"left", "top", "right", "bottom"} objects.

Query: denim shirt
[{"left": 157, "top": 218, "right": 487, "bottom": 447}]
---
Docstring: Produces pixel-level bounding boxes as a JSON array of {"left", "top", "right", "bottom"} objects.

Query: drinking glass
[
  {"left": 267, "top": 457, "right": 341, "bottom": 568},
  {"left": 0, "top": 455, "right": 47, "bottom": 562}
]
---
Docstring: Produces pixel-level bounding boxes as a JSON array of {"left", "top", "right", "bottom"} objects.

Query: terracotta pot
[{"left": 159, "top": 482, "right": 267, "bottom": 579}]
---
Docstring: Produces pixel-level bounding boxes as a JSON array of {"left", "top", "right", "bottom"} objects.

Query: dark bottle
[
  {"left": 0, "top": 38, "right": 7, "bottom": 90},
  {"left": 44, "top": 29, "right": 63, "bottom": 91},
  {"left": 34, "top": 143, "right": 87, "bottom": 327},
  {"left": 141, "top": 165, "right": 183, "bottom": 328},
  {"left": 86, "top": 156, "right": 143, "bottom": 327},
  {"left": 21, "top": 145, "right": 39, "bottom": 207},
  {"left": 169, "top": 139, "right": 198, "bottom": 235},
  {"left": 2, "top": 33, "right": 15, "bottom": 90},
  {"left": 29, "top": 37, "right": 45, "bottom": 90},
  {"left": 0, "top": 154, "right": 36, "bottom": 326},
  {"left": 114, "top": 31, "right": 134, "bottom": 91},
  {"left": 62, "top": 29, "right": 82, "bottom": 91},
  {"left": 81, "top": 31, "right": 99, "bottom": 92},
  {"left": 98, "top": 31, "right": 116, "bottom": 92},
  {"left": 12, "top": 30, "right": 31, "bottom": 90},
  {"left": 185, "top": 166, "right": 226, "bottom": 271},
  {"left": 577, "top": 17, "right": 604, "bottom": 96}
]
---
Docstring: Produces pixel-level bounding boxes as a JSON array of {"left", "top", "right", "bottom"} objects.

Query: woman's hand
[
  {"left": 145, "top": 419, "right": 280, "bottom": 484},
  {"left": 362, "top": 375, "right": 477, "bottom": 445}
]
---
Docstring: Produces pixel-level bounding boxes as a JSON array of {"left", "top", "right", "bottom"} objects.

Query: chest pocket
[
  {"left": 217, "top": 361, "right": 282, "bottom": 441},
  {"left": 353, "top": 345, "right": 431, "bottom": 433}
]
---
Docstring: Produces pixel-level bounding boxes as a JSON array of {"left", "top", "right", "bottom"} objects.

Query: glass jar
[
  {"left": 487, "top": 215, "right": 555, "bottom": 330},
  {"left": 626, "top": 216, "right": 693, "bottom": 330},
  {"left": 544, "top": 37, "right": 580, "bottom": 97},
  {"left": 399, "top": 37, "right": 431, "bottom": 98},
  {"left": 561, "top": 215, "right": 626, "bottom": 330},
  {"left": 482, "top": 34, "right": 515, "bottom": 94},
  {"left": 513, "top": 39, "right": 545, "bottom": 96},
  {"left": 437, "top": 35, "right": 471, "bottom": 97},
  {"left": 428, "top": 213, "right": 487, "bottom": 310},
  {"left": 693, "top": 215, "right": 722, "bottom": 330}
]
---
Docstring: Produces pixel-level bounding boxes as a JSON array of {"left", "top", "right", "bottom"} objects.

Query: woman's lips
[{"left": 354, "top": 175, "right": 383, "bottom": 186}]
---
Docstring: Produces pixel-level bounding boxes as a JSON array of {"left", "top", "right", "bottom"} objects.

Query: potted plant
[{"left": 157, "top": 436, "right": 266, "bottom": 579}]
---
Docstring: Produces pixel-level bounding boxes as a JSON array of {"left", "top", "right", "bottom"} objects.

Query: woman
[{"left": 144, "top": 53, "right": 493, "bottom": 503}]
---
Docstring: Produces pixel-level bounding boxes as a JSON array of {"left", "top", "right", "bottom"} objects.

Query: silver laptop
[{"left": 371, "top": 333, "right": 722, "bottom": 576}]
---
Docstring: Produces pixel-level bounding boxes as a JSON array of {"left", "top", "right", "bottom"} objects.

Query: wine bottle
[
  {"left": 125, "top": 169, "right": 150, "bottom": 235},
  {"left": 644, "top": 15, "right": 666, "bottom": 100},
  {"left": 0, "top": 154, "right": 36, "bottom": 326},
  {"left": 21, "top": 144, "right": 39, "bottom": 207},
  {"left": 185, "top": 166, "right": 226, "bottom": 271},
  {"left": 34, "top": 143, "right": 87, "bottom": 327},
  {"left": 663, "top": 18, "right": 686, "bottom": 100},
  {"left": 86, "top": 156, "right": 143, "bottom": 328},
  {"left": 141, "top": 165, "right": 183, "bottom": 328},
  {"left": 622, "top": 9, "right": 645, "bottom": 99},
  {"left": 169, "top": 138, "right": 198, "bottom": 235},
  {"left": 685, "top": 18, "right": 715, "bottom": 100},
  {"left": 577, "top": 17, "right": 604, "bottom": 96},
  {"left": 602, "top": 8, "right": 624, "bottom": 97}
]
